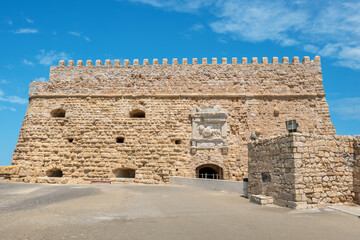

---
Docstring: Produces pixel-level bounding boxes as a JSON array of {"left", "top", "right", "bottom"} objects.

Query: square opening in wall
[
  {"left": 68, "top": 138, "right": 74, "bottom": 143},
  {"left": 261, "top": 172, "right": 271, "bottom": 182},
  {"left": 174, "top": 139, "right": 182, "bottom": 145},
  {"left": 116, "top": 137, "right": 125, "bottom": 143}
]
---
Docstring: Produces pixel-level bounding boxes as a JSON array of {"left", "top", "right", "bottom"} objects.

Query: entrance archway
[{"left": 196, "top": 164, "right": 223, "bottom": 180}]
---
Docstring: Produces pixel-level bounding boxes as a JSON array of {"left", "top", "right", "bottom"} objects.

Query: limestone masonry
[
  {"left": 249, "top": 134, "right": 360, "bottom": 208},
  {"left": 2, "top": 55, "right": 358, "bottom": 208}
]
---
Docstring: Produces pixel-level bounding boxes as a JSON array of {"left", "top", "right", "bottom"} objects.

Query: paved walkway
[
  {"left": 0, "top": 182, "right": 359, "bottom": 240},
  {"left": 329, "top": 205, "right": 360, "bottom": 217}
]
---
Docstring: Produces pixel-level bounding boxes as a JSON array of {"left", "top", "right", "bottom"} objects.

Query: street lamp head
[{"left": 285, "top": 120, "right": 298, "bottom": 133}]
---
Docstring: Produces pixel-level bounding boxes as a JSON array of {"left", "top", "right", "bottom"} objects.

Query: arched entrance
[{"left": 196, "top": 164, "right": 223, "bottom": 180}]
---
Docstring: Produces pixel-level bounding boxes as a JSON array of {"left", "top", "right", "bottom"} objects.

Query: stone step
[{"left": 250, "top": 195, "right": 274, "bottom": 205}]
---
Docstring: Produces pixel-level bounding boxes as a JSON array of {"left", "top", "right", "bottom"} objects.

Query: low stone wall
[
  {"left": 169, "top": 176, "right": 245, "bottom": 195},
  {"left": 248, "top": 133, "right": 358, "bottom": 209}
]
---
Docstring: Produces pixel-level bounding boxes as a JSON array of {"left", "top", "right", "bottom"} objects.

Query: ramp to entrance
[{"left": 169, "top": 176, "right": 245, "bottom": 195}]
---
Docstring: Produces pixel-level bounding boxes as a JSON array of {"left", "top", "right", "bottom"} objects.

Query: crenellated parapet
[
  {"left": 29, "top": 56, "right": 324, "bottom": 98},
  {"left": 57, "top": 56, "right": 320, "bottom": 67}
]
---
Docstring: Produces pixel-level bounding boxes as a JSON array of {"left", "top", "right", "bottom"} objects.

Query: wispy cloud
[
  {"left": 0, "top": 89, "right": 27, "bottom": 104},
  {"left": 330, "top": 98, "right": 360, "bottom": 120},
  {"left": 69, "top": 31, "right": 91, "bottom": 41},
  {"left": 14, "top": 28, "right": 38, "bottom": 34},
  {"left": 33, "top": 77, "right": 47, "bottom": 82},
  {"left": 127, "top": 0, "right": 212, "bottom": 12},
  {"left": 189, "top": 24, "right": 204, "bottom": 31},
  {"left": 23, "top": 59, "right": 34, "bottom": 66},
  {"left": 69, "top": 31, "right": 81, "bottom": 37},
  {"left": 125, "top": 0, "right": 360, "bottom": 70},
  {"left": 25, "top": 17, "right": 34, "bottom": 24},
  {"left": 35, "top": 50, "right": 70, "bottom": 66},
  {"left": 0, "top": 106, "right": 16, "bottom": 112},
  {"left": 210, "top": 1, "right": 305, "bottom": 46},
  {"left": 7, "top": 19, "right": 13, "bottom": 26}
]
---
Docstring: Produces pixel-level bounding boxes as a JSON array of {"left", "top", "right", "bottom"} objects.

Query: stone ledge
[
  {"left": 29, "top": 93, "right": 326, "bottom": 99},
  {"left": 250, "top": 195, "right": 274, "bottom": 205}
]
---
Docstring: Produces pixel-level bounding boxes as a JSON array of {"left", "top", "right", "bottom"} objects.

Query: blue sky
[{"left": 0, "top": 0, "right": 360, "bottom": 166}]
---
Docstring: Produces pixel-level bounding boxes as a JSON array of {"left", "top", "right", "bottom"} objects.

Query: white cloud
[
  {"left": 69, "top": 31, "right": 81, "bottom": 37},
  {"left": 0, "top": 106, "right": 16, "bottom": 112},
  {"left": 189, "top": 24, "right": 204, "bottom": 31},
  {"left": 330, "top": 98, "right": 360, "bottom": 120},
  {"left": 23, "top": 59, "right": 34, "bottom": 66},
  {"left": 33, "top": 77, "right": 47, "bottom": 82},
  {"left": 14, "top": 28, "right": 38, "bottom": 34},
  {"left": 35, "top": 50, "right": 70, "bottom": 66},
  {"left": 127, "top": 0, "right": 213, "bottom": 12},
  {"left": 125, "top": 0, "right": 360, "bottom": 69},
  {"left": 4, "top": 96, "right": 28, "bottom": 104},
  {"left": 336, "top": 46, "right": 360, "bottom": 69},
  {"left": 25, "top": 18, "right": 34, "bottom": 24},
  {"left": 210, "top": 1, "right": 306, "bottom": 46},
  {"left": 303, "top": 44, "right": 319, "bottom": 53},
  {"left": 0, "top": 89, "right": 27, "bottom": 104},
  {"left": 8, "top": 20, "right": 13, "bottom": 26},
  {"left": 69, "top": 31, "right": 91, "bottom": 41}
]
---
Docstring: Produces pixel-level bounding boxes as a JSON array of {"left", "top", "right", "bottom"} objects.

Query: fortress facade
[{"left": 8, "top": 56, "right": 336, "bottom": 184}]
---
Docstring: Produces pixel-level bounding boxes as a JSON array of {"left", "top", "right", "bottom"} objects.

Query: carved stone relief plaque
[{"left": 190, "top": 105, "right": 228, "bottom": 154}]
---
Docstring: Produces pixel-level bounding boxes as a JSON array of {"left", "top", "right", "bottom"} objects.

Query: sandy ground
[{"left": 0, "top": 182, "right": 359, "bottom": 240}]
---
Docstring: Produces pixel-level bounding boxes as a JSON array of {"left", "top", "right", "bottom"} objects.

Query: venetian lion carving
[{"left": 198, "top": 125, "right": 221, "bottom": 138}]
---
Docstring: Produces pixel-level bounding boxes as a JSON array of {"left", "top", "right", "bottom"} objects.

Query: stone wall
[
  {"left": 9, "top": 56, "right": 336, "bottom": 184},
  {"left": 0, "top": 166, "right": 19, "bottom": 180},
  {"left": 354, "top": 138, "right": 360, "bottom": 204},
  {"left": 248, "top": 133, "right": 358, "bottom": 208},
  {"left": 248, "top": 135, "right": 298, "bottom": 208},
  {"left": 31, "top": 56, "right": 326, "bottom": 98}
]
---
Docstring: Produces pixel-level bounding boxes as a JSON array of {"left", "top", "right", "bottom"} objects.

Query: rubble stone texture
[
  {"left": 354, "top": 139, "right": 360, "bottom": 204},
  {"left": 248, "top": 133, "right": 360, "bottom": 208},
  {"left": 8, "top": 56, "right": 336, "bottom": 184}
]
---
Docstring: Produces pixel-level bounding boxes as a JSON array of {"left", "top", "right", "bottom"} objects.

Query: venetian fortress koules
[{"left": 1, "top": 56, "right": 359, "bottom": 209}]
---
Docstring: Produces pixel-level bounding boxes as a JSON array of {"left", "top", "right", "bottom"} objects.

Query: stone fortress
[{"left": 1, "top": 55, "right": 359, "bottom": 209}]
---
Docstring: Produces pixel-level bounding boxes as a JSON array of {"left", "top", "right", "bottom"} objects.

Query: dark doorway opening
[{"left": 196, "top": 164, "right": 223, "bottom": 179}]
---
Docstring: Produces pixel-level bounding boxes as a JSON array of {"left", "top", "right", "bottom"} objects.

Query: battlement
[
  {"left": 58, "top": 56, "right": 320, "bottom": 67},
  {"left": 29, "top": 56, "right": 325, "bottom": 98}
]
